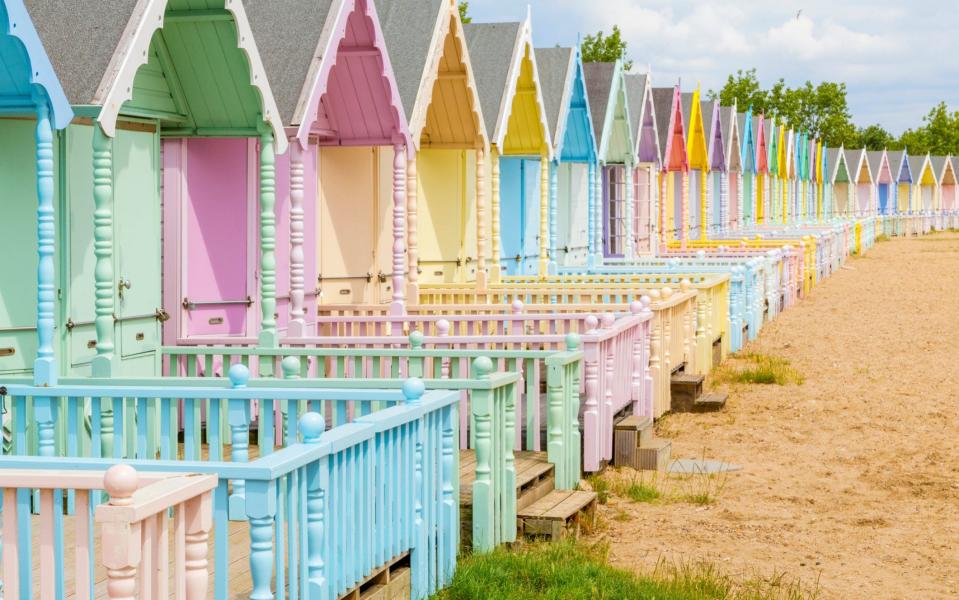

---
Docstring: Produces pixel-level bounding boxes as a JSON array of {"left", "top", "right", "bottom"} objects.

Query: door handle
[{"left": 118, "top": 278, "right": 132, "bottom": 300}]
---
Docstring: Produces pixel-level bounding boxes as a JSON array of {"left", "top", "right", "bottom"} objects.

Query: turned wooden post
[
  {"left": 227, "top": 364, "right": 251, "bottom": 520},
  {"left": 592, "top": 162, "right": 604, "bottom": 265},
  {"left": 33, "top": 98, "right": 57, "bottom": 385},
  {"left": 407, "top": 154, "right": 419, "bottom": 302},
  {"left": 301, "top": 412, "right": 327, "bottom": 599},
  {"left": 680, "top": 169, "right": 689, "bottom": 250},
  {"left": 258, "top": 130, "right": 278, "bottom": 354},
  {"left": 103, "top": 465, "right": 140, "bottom": 600},
  {"left": 392, "top": 142, "right": 408, "bottom": 315},
  {"left": 539, "top": 153, "right": 550, "bottom": 275},
  {"left": 288, "top": 140, "right": 306, "bottom": 337},
  {"left": 490, "top": 146, "right": 501, "bottom": 281},
  {"left": 92, "top": 125, "right": 115, "bottom": 378},
  {"left": 548, "top": 159, "right": 558, "bottom": 273},
  {"left": 625, "top": 162, "right": 636, "bottom": 259},
  {"left": 246, "top": 477, "right": 276, "bottom": 600},
  {"left": 183, "top": 490, "right": 213, "bottom": 599},
  {"left": 587, "top": 160, "right": 597, "bottom": 264},
  {"left": 476, "top": 145, "right": 488, "bottom": 288},
  {"left": 581, "top": 315, "right": 600, "bottom": 471}
]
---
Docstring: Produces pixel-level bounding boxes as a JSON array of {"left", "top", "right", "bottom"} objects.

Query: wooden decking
[{"left": 458, "top": 449, "right": 554, "bottom": 507}]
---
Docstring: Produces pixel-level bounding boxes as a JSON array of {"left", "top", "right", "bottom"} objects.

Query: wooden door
[
  {"left": 417, "top": 150, "right": 464, "bottom": 284},
  {"left": 0, "top": 119, "right": 40, "bottom": 374},
  {"left": 177, "top": 138, "right": 255, "bottom": 338},
  {"left": 498, "top": 157, "right": 523, "bottom": 275},
  {"left": 318, "top": 146, "right": 375, "bottom": 304},
  {"left": 114, "top": 127, "right": 161, "bottom": 374},
  {"left": 521, "top": 159, "right": 541, "bottom": 275}
]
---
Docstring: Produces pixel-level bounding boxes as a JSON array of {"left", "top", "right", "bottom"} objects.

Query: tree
[
  {"left": 850, "top": 125, "right": 896, "bottom": 151},
  {"left": 458, "top": 1, "right": 471, "bottom": 24},
  {"left": 581, "top": 26, "right": 632, "bottom": 70},
  {"left": 709, "top": 69, "right": 768, "bottom": 116}
]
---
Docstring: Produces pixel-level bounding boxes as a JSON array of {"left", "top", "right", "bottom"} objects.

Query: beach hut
[
  {"left": 738, "top": 110, "right": 758, "bottom": 227},
  {"left": 584, "top": 60, "right": 634, "bottom": 261},
  {"left": 536, "top": 44, "right": 597, "bottom": 271},
  {"left": 26, "top": 0, "right": 285, "bottom": 377},
  {"left": 0, "top": 0, "right": 72, "bottom": 381},
  {"left": 776, "top": 125, "right": 789, "bottom": 223},
  {"left": 866, "top": 150, "right": 893, "bottom": 215},
  {"left": 886, "top": 150, "right": 912, "bottom": 214},
  {"left": 244, "top": 0, "right": 411, "bottom": 330},
  {"left": 931, "top": 156, "right": 956, "bottom": 215},
  {"left": 720, "top": 103, "right": 741, "bottom": 231},
  {"left": 781, "top": 128, "right": 794, "bottom": 223},
  {"left": 817, "top": 141, "right": 827, "bottom": 219},
  {"left": 375, "top": 0, "right": 487, "bottom": 297},
  {"left": 652, "top": 86, "right": 688, "bottom": 251},
  {"left": 680, "top": 90, "right": 709, "bottom": 240},
  {"left": 758, "top": 115, "right": 774, "bottom": 223},
  {"left": 844, "top": 147, "right": 874, "bottom": 216},
  {"left": 626, "top": 72, "right": 661, "bottom": 253},
  {"left": 908, "top": 154, "right": 935, "bottom": 214},
  {"left": 827, "top": 147, "right": 852, "bottom": 218},
  {"left": 465, "top": 18, "right": 551, "bottom": 277},
  {"left": 700, "top": 95, "right": 725, "bottom": 237}
]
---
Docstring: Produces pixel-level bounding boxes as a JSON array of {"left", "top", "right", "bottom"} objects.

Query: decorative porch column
[
  {"left": 587, "top": 160, "right": 597, "bottom": 265},
  {"left": 490, "top": 146, "right": 502, "bottom": 281},
  {"left": 475, "top": 146, "right": 487, "bottom": 289},
  {"left": 700, "top": 169, "right": 708, "bottom": 241},
  {"left": 547, "top": 159, "right": 558, "bottom": 273},
  {"left": 591, "top": 161, "right": 604, "bottom": 265},
  {"left": 34, "top": 100, "right": 57, "bottom": 385},
  {"left": 407, "top": 155, "right": 419, "bottom": 300},
  {"left": 680, "top": 170, "right": 689, "bottom": 250},
  {"left": 91, "top": 125, "right": 115, "bottom": 378},
  {"left": 288, "top": 141, "right": 306, "bottom": 337},
  {"left": 539, "top": 153, "right": 549, "bottom": 275},
  {"left": 737, "top": 171, "right": 744, "bottom": 230},
  {"left": 391, "top": 142, "right": 407, "bottom": 314},
  {"left": 660, "top": 169, "right": 669, "bottom": 253},
  {"left": 624, "top": 162, "right": 635, "bottom": 259},
  {"left": 258, "top": 130, "right": 278, "bottom": 357}
]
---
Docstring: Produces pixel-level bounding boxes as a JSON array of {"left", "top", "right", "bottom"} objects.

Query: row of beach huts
[{"left": 0, "top": 0, "right": 954, "bottom": 598}]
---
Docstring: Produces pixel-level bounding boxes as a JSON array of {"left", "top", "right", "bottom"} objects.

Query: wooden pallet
[
  {"left": 339, "top": 553, "right": 411, "bottom": 600},
  {"left": 518, "top": 490, "right": 597, "bottom": 541},
  {"left": 459, "top": 450, "right": 554, "bottom": 508}
]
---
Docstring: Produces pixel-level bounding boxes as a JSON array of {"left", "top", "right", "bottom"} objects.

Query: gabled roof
[
  {"left": 930, "top": 155, "right": 950, "bottom": 183},
  {"left": 652, "top": 87, "right": 675, "bottom": 161},
  {"left": 625, "top": 72, "right": 660, "bottom": 165},
  {"left": 0, "top": 0, "right": 72, "bottom": 127},
  {"left": 464, "top": 18, "right": 550, "bottom": 157},
  {"left": 827, "top": 146, "right": 847, "bottom": 183},
  {"left": 738, "top": 110, "right": 756, "bottom": 174},
  {"left": 29, "top": 0, "right": 286, "bottom": 149},
  {"left": 700, "top": 98, "right": 724, "bottom": 171},
  {"left": 247, "top": 0, "right": 410, "bottom": 150},
  {"left": 535, "top": 45, "right": 595, "bottom": 161},
  {"left": 583, "top": 60, "right": 632, "bottom": 163},
  {"left": 886, "top": 149, "right": 910, "bottom": 182},
  {"left": 651, "top": 86, "right": 686, "bottom": 171},
  {"left": 844, "top": 147, "right": 872, "bottom": 183},
  {"left": 680, "top": 91, "right": 708, "bottom": 170},
  {"left": 866, "top": 150, "right": 891, "bottom": 183}
]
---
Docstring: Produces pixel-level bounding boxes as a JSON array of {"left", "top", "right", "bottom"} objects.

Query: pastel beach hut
[
  {"left": 866, "top": 150, "right": 893, "bottom": 216},
  {"left": 700, "top": 95, "right": 726, "bottom": 238},
  {"left": 908, "top": 153, "right": 935, "bottom": 214},
  {"left": 24, "top": 0, "right": 285, "bottom": 378},
  {"left": 652, "top": 85, "right": 688, "bottom": 251},
  {"left": 583, "top": 60, "right": 634, "bottom": 261},
  {"left": 244, "top": 0, "right": 411, "bottom": 329},
  {"left": 844, "top": 147, "right": 874, "bottom": 217},
  {"left": 465, "top": 18, "right": 551, "bottom": 277},
  {"left": 826, "top": 146, "right": 851, "bottom": 218},
  {"left": 737, "top": 109, "right": 758, "bottom": 227},
  {"left": 625, "top": 71, "right": 662, "bottom": 253},
  {"left": 753, "top": 113, "right": 771, "bottom": 224},
  {"left": 775, "top": 124, "right": 789, "bottom": 224},
  {"left": 0, "top": 0, "right": 73, "bottom": 382},
  {"left": 719, "top": 102, "right": 741, "bottom": 232},
  {"left": 535, "top": 44, "right": 598, "bottom": 271},
  {"left": 762, "top": 116, "right": 778, "bottom": 223},
  {"left": 886, "top": 149, "right": 913, "bottom": 215},
  {"left": 680, "top": 90, "right": 708, "bottom": 241},
  {"left": 375, "top": 0, "right": 488, "bottom": 295},
  {"left": 930, "top": 155, "right": 956, "bottom": 222}
]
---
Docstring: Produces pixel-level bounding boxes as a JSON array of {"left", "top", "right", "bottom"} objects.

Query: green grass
[
  {"left": 434, "top": 539, "right": 816, "bottom": 600},
  {"left": 623, "top": 479, "right": 662, "bottom": 503},
  {"left": 714, "top": 353, "right": 804, "bottom": 386},
  {"left": 874, "top": 233, "right": 890, "bottom": 242}
]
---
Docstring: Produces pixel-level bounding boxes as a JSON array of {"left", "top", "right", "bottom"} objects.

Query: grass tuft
[
  {"left": 713, "top": 353, "right": 804, "bottom": 386},
  {"left": 434, "top": 539, "right": 817, "bottom": 600},
  {"left": 874, "top": 233, "right": 890, "bottom": 242}
]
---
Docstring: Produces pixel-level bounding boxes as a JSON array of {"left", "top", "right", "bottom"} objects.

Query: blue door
[
  {"left": 878, "top": 184, "right": 889, "bottom": 214},
  {"left": 499, "top": 157, "right": 541, "bottom": 275}
]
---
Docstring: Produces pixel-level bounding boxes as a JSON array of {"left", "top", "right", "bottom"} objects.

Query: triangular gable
[
  {"left": 866, "top": 150, "right": 891, "bottom": 184},
  {"left": 755, "top": 114, "right": 769, "bottom": 174},
  {"left": 31, "top": 0, "right": 287, "bottom": 149},
  {"left": 887, "top": 150, "right": 911, "bottom": 183},
  {"left": 626, "top": 72, "right": 660, "bottom": 165},
  {"left": 738, "top": 109, "right": 756, "bottom": 174},
  {"left": 932, "top": 155, "right": 956, "bottom": 185},
  {"left": 908, "top": 154, "right": 935, "bottom": 186},
  {"left": 844, "top": 148, "right": 872, "bottom": 184},
  {"left": 584, "top": 60, "right": 632, "bottom": 163},
  {"left": 828, "top": 147, "right": 849, "bottom": 183},
  {"left": 536, "top": 45, "right": 595, "bottom": 162},
  {"left": 248, "top": 0, "right": 411, "bottom": 151},
  {"left": 764, "top": 116, "right": 778, "bottom": 175},
  {"left": 465, "top": 18, "right": 551, "bottom": 158},
  {"left": 653, "top": 86, "right": 687, "bottom": 171},
  {"left": 776, "top": 125, "right": 787, "bottom": 177},
  {"left": 375, "top": 0, "right": 486, "bottom": 150},
  {"left": 681, "top": 90, "right": 708, "bottom": 170},
  {"left": 816, "top": 141, "right": 824, "bottom": 184},
  {"left": 0, "top": 0, "right": 72, "bottom": 127},
  {"left": 701, "top": 98, "right": 724, "bottom": 171},
  {"left": 783, "top": 129, "right": 794, "bottom": 179},
  {"left": 721, "top": 104, "right": 740, "bottom": 172}
]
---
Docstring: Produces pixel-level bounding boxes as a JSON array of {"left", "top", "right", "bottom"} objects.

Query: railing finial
[
  {"left": 585, "top": 315, "right": 599, "bottom": 333},
  {"left": 281, "top": 356, "right": 301, "bottom": 379},
  {"left": 409, "top": 330, "right": 425, "bottom": 349},
  {"left": 402, "top": 377, "right": 426, "bottom": 404},
  {"left": 510, "top": 299, "right": 524, "bottom": 314},
  {"left": 601, "top": 313, "right": 616, "bottom": 328},
  {"left": 104, "top": 464, "right": 139, "bottom": 506},
  {"left": 436, "top": 319, "right": 450, "bottom": 336},
  {"left": 680, "top": 279, "right": 691, "bottom": 293},
  {"left": 228, "top": 364, "right": 250, "bottom": 388},
  {"left": 564, "top": 332, "right": 580, "bottom": 350},
  {"left": 299, "top": 412, "right": 325, "bottom": 443},
  {"left": 472, "top": 356, "right": 493, "bottom": 378},
  {"left": 661, "top": 287, "right": 673, "bottom": 299}
]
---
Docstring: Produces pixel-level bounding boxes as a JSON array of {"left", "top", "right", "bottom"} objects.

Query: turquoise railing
[{"left": 0, "top": 382, "right": 459, "bottom": 599}]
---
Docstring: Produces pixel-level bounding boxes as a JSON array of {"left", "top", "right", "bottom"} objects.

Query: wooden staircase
[
  {"left": 460, "top": 449, "right": 597, "bottom": 545},
  {"left": 670, "top": 371, "right": 728, "bottom": 413},
  {"left": 613, "top": 415, "right": 672, "bottom": 471}
]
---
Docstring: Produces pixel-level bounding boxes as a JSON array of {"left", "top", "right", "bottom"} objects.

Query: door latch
[{"left": 118, "top": 278, "right": 132, "bottom": 300}]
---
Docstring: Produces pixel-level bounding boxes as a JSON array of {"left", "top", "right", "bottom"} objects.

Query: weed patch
[{"left": 713, "top": 353, "right": 804, "bottom": 386}]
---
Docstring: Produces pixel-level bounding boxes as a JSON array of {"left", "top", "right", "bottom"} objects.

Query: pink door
[{"left": 164, "top": 138, "right": 256, "bottom": 340}]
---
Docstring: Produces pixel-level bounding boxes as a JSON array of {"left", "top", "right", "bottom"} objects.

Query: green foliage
[
  {"left": 434, "top": 539, "right": 817, "bottom": 600},
  {"left": 714, "top": 353, "right": 804, "bottom": 386},
  {"left": 896, "top": 102, "right": 959, "bottom": 155},
  {"left": 849, "top": 124, "right": 897, "bottom": 151},
  {"left": 457, "top": 1, "right": 471, "bottom": 24},
  {"left": 582, "top": 26, "right": 633, "bottom": 71}
]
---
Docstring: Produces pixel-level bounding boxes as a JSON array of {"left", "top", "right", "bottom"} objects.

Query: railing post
[
  {"left": 246, "top": 477, "right": 276, "bottom": 600},
  {"left": 581, "top": 315, "right": 600, "bottom": 472},
  {"left": 228, "top": 364, "right": 251, "bottom": 520},
  {"left": 436, "top": 319, "right": 451, "bottom": 379},
  {"left": 288, "top": 140, "right": 307, "bottom": 338},
  {"left": 184, "top": 489, "right": 213, "bottom": 599},
  {"left": 407, "top": 154, "right": 419, "bottom": 302},
  {"left": 403, "top": 377, "right": 429, "bottom": 597},
  {"left": 600, "top": 313, "right": 616, "bottom": 465},
  {"left": 301, "top": 412, "right": 327, "bottom": 599},
  {"left": 629, "top": 300, "right": 648, "bottom": 418},
  {"left": 392, "top": 142, "right": 407, "bottom": 318},
  {"left": 258, "top": 130, "right": 278, "bottom": 360},
  {"left": 92, "top": 124, "right": 115, "bottom": 378},
  {"left": 33, "top": 98, "right": 57, "bottom": 385},
  {"left": 102, "top": 465, "right": 141, "bottom": 600},
  {"left": 440, "top": 385, "right": 458, "bottom": 581}
]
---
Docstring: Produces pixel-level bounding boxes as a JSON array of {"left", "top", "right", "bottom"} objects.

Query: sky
[{"left": 466, "top": 0, "right": 959, "bottom": 135}]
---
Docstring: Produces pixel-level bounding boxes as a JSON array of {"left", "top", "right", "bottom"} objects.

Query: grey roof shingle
[
  {"left": 27, "top": 0, "right": 139, "bottom": 105},
  {"left": 907, "top": 155, "right": 927, "bottom": 181},
  {"left": 624, "top": 73, "right": 647, "bottom": 145},
  {"left": 719, "top": 106, "right": 734, "bottom": 148},
  {"left": 464, "top": 22, "right": 521, "bottom": 140},
  {"left": 244, "top": 0, "right": 333, "bottom": 125},
  {"left": 583, "top": 62, "right": 615, "bottom": 147},
  {"left": 373, "top": 0, "right": 446, "bottom": 123},
  {"left": 826, "top": 147, "right": 844, "bottom": 178},
  {"left": 844, "top": 148, "right": 864, "bottom": 179},
  {"left": 535, "top": 46, "right": 573, "bottom": 147},
  {"left": 886, "top": 150, "right": 905, "bottom": 178},
  {"left": 930, "top": 155, "right": 948, "bottom": 179},
  {"left": 680, "top": 93, "right": 694, "bottom": 142},
  {"left": 865, "top": 150, "right": 886, "bottom": 178},
  {"left": 652, "top": 87, "right": 675, "bottom": 158}
]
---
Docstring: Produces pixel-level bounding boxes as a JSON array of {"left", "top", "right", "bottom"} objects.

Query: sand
[{"left": 596, "top": 232, "right": 959, "bottom": 599}]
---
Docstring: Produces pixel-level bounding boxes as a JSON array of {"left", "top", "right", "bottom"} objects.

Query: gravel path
[{"left": 599, "top": 232, "right": 959, "bottom": 599}]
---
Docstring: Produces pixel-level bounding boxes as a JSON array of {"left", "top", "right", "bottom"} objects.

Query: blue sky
[{"left": 466, "top": 1, "right": 959, "bottom": 134}]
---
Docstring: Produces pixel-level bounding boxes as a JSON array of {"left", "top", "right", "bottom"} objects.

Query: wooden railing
[
  {"left": 0, "top": 384, "right": 460, "bottom": 598},
  {"left": 0, "top": 464, "right": 216, "bottom": 600}
]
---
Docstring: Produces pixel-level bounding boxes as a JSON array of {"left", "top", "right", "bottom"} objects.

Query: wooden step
[
  {"left": 671, "top": 372, "right": 705, "bottom": 413},
  {"left": 613, "top": 415, "right": 654, "bottom": 468},
  {"left": 694, "top": 391, "right": 728, "bottom": 413},
  {"left": 338, "top": 553, "right": 411, "bottom": 600},
  {"left": 459, "top": 450, "right": 555, "bottom": 508},
  {"left": 636, "top": 438, "right": 671, "bottom": 472},
  {"left": 518, "top": 489, "right": 598, "bottom": 541}
]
